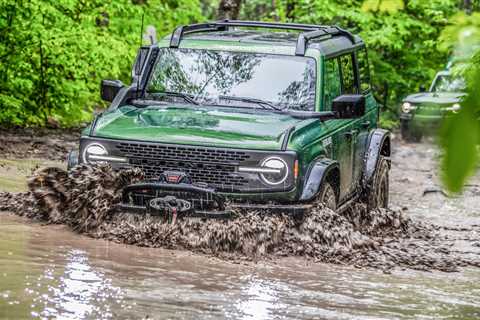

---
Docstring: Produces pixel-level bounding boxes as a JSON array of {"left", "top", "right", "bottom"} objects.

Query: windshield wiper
[
  {"left": 219, "top": 95, "right": 283, "bottom": 111},
  {"left": 153, "top": 91, "right": 200, "bottom": 105}
]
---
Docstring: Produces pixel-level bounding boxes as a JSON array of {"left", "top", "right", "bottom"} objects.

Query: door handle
[{"left": 344, "top": 130, "right": 358, "bottom": 138}]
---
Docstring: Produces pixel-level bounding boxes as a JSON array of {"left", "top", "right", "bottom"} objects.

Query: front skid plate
[
  {"left": 114, "top": 203, "right": 312, "bottom": 219},
  {"left": 119, "top": 181, "right": 312, "bottom": 218}
]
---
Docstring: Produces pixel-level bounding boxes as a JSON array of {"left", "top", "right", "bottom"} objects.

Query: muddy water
[
  {"left": 1, "top": 139, "right": 480, "bottom": 319},
  {"left": 1, "top": 214, "right": 480, "bottom": 320}
]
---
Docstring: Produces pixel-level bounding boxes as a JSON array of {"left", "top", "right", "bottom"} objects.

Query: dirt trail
[{"left": 0, "top": 128, "right": 79, "bottom": 161}]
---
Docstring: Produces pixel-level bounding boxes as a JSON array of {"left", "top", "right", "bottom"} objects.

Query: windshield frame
[
  {"left": 143, "top": 47, "right": 319, "bottom": 112},
  {"left": 429, "top": 73, "right": 465, "bottom": 93}
]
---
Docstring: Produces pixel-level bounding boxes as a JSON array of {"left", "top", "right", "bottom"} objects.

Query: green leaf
[{"left": 440, "top": 107, "right": 480, "bottom": 193}]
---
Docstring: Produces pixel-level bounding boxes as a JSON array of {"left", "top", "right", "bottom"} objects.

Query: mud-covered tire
[
  {"left": 365, "top": 156, "right": 389, "bottom": 211},
  {"left": 317, "top": 181, "right": 337, "bottom": 211},
  {"left": 401, "top": 120, "right": 422, "bottom": 142}
]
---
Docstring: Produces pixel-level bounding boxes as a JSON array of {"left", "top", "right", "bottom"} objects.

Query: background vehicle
[
  {"left": 69, "top": 20, "right": 391, "bottom": 218},
  {"left": 400, "top": 70, "right": 466, "bottom": 142}
]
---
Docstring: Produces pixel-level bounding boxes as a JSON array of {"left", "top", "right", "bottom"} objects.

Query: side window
[
  {"left": 324, "top": 59, "right": 341, "bottom": 110},
  {"left": 356, "top": 48, "right": 371, "bottom": 93},
  {"left": 338, "top": 54, "right": 356, "bottom": 94}
]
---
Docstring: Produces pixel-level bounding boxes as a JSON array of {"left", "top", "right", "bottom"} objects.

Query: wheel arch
[
  {"left": 362, "top": 129, "right": 391, "bottom": 188},
  {"left": 299, "top": 158, "right": 340, "bottom": 202}
]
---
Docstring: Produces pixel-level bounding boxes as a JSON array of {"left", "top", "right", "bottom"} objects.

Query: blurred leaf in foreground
[{"left": 439, "top": 12, "right": 480, "bottom": 192}]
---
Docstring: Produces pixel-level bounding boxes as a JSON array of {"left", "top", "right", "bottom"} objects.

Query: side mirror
[
  {"left": 101, "top": 79, "right": 124, "bottom": 102},
  {"left": 332, "top": 94, "right": 366, "bottom": 119},
  {"left": 419, "top": 85, "right": 426, "bottom": 92}
]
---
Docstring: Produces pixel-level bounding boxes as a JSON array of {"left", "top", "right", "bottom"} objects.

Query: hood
[
  {"left": 92, "top": 104, "right": 304, "bottom": 150},
  {"left": 404, "top": 92, "right": 465, "bottom": 105}
]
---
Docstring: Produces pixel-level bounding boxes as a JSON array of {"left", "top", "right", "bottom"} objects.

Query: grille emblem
[{"left": 163, "top": 171, "right": 189, "bottom": 184}]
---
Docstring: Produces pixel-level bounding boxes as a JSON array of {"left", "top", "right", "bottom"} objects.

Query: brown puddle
[{"left": 1, "top": 214, "right": 480, "bottom": 319}]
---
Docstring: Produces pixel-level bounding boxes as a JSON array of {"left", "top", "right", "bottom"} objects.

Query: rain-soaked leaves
[
  {"left": 440, "top": 106, "right": 480, "bottom": 193},
  {"left": 439, "top": 13, "right": 480, "bottom": 193}
]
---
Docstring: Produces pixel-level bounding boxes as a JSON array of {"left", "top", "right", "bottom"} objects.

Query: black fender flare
[
  {"left": 299, "top": 158, "right": 339, "bottom": 202},
  {"left": 362, "top": 129, "right": 391, "bottom": 188}
]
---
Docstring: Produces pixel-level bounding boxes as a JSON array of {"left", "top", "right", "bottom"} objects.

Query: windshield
[
  {"left": 146, "top": 48, "right": 317, "bottom": 111},
  {"left": 431, "top": 75, "right": 465, "bottom": 93}
]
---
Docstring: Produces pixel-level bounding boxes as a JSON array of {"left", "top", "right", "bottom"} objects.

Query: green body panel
[{"left": 93, "top": 104, "right": 302, "bottom": 150}]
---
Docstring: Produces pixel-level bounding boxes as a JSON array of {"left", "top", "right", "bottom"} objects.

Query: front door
[{"left": 324, "top": 55, "right": 357, "bottom": 200}]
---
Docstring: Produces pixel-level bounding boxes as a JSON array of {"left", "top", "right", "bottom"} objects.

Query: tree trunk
[
  {"left": 217, "top": 0, "right": 243, "bottom": 20},
  {"left": 463, "top": 0, "right": 472, "bottom": 14},
  {"left": 285, "top": 0, "right": 295, "bottom": 21}
]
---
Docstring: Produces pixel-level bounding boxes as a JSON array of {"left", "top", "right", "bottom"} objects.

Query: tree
[
  {"left": 217, "top": 0, "right": 243, "bottom": 19},
  {"left": 0, "top": 0, "right": 203, "bottom": 127}
]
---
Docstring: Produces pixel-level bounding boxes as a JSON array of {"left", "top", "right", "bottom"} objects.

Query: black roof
[{"left": 169, "top": 20, "right": 364, "bottom": 57}]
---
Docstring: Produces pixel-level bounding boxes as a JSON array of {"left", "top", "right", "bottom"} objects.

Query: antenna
[{"left": 136, "top": 13, "right": 145, "bottom": 98}]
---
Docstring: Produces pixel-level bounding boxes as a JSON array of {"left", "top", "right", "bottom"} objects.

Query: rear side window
[
  {"left": 356, "top": 48, "right": 371, "bottom": 93},
  {"left": 324, "top": 59, "right": 341, "bottom": 110},
  {"left": 338, "top": 54, "right": 356, "bottom": 94}
]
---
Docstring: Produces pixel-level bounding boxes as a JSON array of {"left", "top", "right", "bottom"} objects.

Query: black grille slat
[{"left": 116, "top": 142, "right": 251, "bottom": 188}]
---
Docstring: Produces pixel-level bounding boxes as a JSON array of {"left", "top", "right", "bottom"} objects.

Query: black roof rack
[{"left": 169, "top": 20, "right": 357, "bottom": 56}]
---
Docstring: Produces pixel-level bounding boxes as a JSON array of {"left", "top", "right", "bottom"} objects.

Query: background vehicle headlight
[
  {"left": 448, "top": 103, "right": 461, "bottom": 113},
  {"left": 260, "top": 157, "right": 288, "bottom": 185},
  {"left": 402, "top": 102, "right": 416, "bottom": 113}
]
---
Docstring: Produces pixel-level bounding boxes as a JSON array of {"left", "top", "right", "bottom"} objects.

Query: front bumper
[
  {"left": 400, "top": 112, "right": 443, "bottom": 130},
  {"left": 115, "top": 180, "right": 310, "bottom": 218}
]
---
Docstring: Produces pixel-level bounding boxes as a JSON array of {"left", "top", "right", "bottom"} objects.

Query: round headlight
[
  {"left": 402, "top": 102, "right": 415, "bottom": 113},
  {"left": 451, "top": 103, "right": 461, "bottom": 113},
  {"left": 260, "top": 157, "right": 288, "bottom": 185},
  {"left": 82, "top": 143, "right": 107, "bottom": 163}
]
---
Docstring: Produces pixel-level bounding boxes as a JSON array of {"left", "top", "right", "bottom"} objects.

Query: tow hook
[{"left": 148, "top": 196, "right": 192, "bottom": 223}]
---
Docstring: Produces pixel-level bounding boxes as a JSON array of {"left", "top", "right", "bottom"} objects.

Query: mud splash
[{"left": 1, "top": 164, "right": 479, "bottom": 272}]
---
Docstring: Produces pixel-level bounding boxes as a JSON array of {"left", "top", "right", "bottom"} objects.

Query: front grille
[{"left": 116, "top": 142, "right": 251, "bottom": 189}]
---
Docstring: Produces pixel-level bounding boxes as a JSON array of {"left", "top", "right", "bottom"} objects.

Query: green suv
[
  {"left": 69, "top": 20, "right": 391, "bottom": 217},
  {"left": 400, "top": 70, "right": 465, "bottom": 142}
]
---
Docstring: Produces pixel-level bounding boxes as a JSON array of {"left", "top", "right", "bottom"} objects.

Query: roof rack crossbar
[
  {"left": 215, "top": 20, "right": 330, "bottom": 31},
  {"left": 169, "top": 20, "right": 357, "bottom": 56},
  {"left": 170, "top": 23, "right": 228, "bottom": 48},
  {"left": 295, "top": 26, "right": 357, "bottom": 56}
]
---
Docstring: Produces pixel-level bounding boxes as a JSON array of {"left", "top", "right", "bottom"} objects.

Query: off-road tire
[
  {"left": 317, "top": 181, "right": 337, "bottom": 211},
  {"left": 365, "top": 156, "right": 389, "bottom": 211},
  {"left": 401, "top": 120, "right": 422, "bottom": 142}
]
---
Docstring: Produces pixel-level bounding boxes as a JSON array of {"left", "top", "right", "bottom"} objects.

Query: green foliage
[
  {"left": 439, "top": 12, "right": 480, "bottom": 192},
  {"left": 0, "top": 0, "right": 202, "bottom": 127},
  {"left": 362, "top": 0, "right": 404, "bottom": 13}
]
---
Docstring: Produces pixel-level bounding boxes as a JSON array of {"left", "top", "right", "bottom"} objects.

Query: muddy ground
[{"left": 0, "top": 130, "right": 479, "bottom": 319}]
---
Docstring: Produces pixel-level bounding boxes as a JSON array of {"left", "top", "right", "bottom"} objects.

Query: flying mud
[{"left": 1, "top": 164, "right": 479, "bottom": 272}]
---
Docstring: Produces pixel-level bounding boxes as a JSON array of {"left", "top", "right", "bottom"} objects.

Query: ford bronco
[
  {"left": 68, "top": 20, "right": 391, "bottom": 218},
  {"left": 400, "top": 69, "right": 466, "bottom": 142}
]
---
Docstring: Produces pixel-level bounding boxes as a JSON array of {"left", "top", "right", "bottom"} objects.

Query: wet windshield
[
  {"left": 146, "top": 48, "right": 317, "bottom": 111},
  {"left": 431, "top": 75, "right": 465, "bottom": 92}
]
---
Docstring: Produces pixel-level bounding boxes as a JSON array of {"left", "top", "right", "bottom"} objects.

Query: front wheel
[
  {"left": 317, "top": 181, "right": 337, "bottom": 211},
  {"left": 401, "top": 120, "right": 422, "bottom": 142},
  {"left": 365, "top": 156, "right": 389, "bottom": 211}
]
